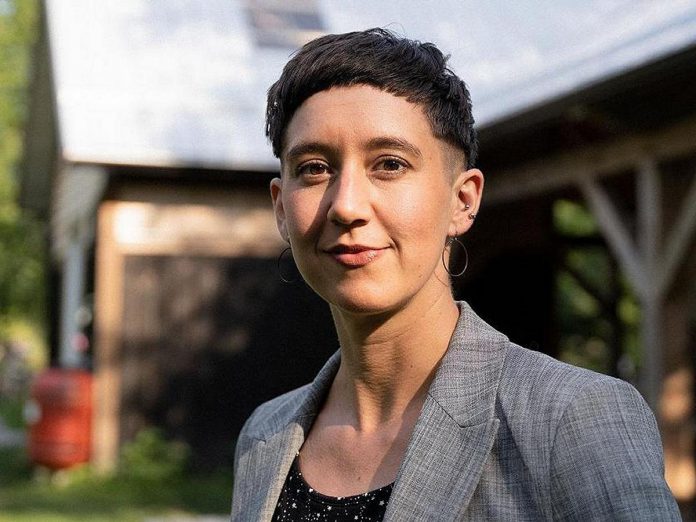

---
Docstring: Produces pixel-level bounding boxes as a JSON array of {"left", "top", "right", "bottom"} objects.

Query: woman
[{"left": 232, "top": 29, "right": 680, "bottom": 521}]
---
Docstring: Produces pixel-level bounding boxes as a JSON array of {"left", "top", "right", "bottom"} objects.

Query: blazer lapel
[
  {"left": 384, "top": 399, "right": 500, "bottom": 520},
  {"left": 384, "top": 302, "right": 508, "bottom": 520},
  {"left": 245, "top": 422, "right": 306, "bottom": 520}
]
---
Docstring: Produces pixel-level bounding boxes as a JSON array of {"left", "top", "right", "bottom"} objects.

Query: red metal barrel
[{"left": 27, "top": 368, "right": 92, "bottom": 469}]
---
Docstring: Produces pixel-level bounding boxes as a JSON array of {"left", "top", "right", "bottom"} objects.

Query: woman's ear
[
  {"left": 270, "top": 177, "right": 288, "bottom": 241},
  {"left": 449, "top": 168, "right": 484, "bottom": 237}
]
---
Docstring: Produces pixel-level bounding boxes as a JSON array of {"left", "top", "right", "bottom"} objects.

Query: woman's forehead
[{"left": 283, "top": 85, "right": 440, "bottom": 157}]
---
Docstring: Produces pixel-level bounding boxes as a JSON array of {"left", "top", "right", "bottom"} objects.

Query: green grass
[
  {"left": 0, "top": 396, "right": 26, "bottom": 429},
  {"left": 0, "top": 447, "right": 233, "bottom": 521}
]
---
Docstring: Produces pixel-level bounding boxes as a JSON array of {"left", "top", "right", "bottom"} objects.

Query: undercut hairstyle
[{"left": 265, "top": 28, "right": 478, "bottom": 168}]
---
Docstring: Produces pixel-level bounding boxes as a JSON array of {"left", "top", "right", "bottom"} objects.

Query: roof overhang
[{"left": 40, "top": 0, "right": 696, "bottom": 169}]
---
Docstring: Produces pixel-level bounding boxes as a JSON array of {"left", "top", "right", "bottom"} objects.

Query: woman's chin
[
  {"left": 321, "top": 287, "right": 406, "bottom": 317},
  {"left": 304, "top": 271, "right": 439, "bottom": 318},
  {"left": 331, "top": 299, "right": 390, "bottom": 316}
]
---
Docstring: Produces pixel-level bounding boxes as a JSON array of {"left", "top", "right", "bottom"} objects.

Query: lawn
[{"left": 0, "top": 445, "right": 233, "bottom": 522}]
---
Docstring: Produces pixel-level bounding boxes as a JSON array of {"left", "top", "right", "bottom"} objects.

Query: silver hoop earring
[
  {"left": 277, "top": 246, "right": 299, "bottom": 284},
  {"left": 442, "top": 236, "right": 469, "bottom": 277}
]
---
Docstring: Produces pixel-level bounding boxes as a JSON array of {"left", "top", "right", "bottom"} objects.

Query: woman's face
[{"left": 271, "top": 85, "right": 482, "bottom": 315}]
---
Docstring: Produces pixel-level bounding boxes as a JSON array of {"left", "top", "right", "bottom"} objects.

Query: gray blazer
[{"left": 232, "top": 302, "right": 680, "bottom": 520}]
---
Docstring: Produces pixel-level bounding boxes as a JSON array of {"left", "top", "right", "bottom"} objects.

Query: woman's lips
[{"left": 325, "top": 245, "right": 386, "bottom": 267}]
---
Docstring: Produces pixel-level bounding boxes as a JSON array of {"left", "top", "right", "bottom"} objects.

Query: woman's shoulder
[
  {"left": 498, "top": 345, "right": 678, "bottom": 518},
  {"left": 497, "top": 342, "right": 655, "bottom": 445},
  {"left": 500, "top": 343, "right": 643, "bottom": 406}
]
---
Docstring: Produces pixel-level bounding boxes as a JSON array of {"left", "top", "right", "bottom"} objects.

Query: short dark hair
[{"left": 266, "top": 28, "right": 478, "bottom": 168}]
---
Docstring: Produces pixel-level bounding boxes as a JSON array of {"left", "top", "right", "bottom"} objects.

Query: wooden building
[{"left": 21, "top": 0, "right": 696, "bottom": 512}]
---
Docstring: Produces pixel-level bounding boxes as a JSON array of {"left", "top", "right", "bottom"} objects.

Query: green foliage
[
  {"left": 0, "top": 319, "right": 45, "bottom": 431},
  {"left": 0, "top": 441, "right": 232, "bottom": 521},
  {"left": 0, "top": 0, "right": 46, "bottom": 343},
  {"left": 119, "top": 428, "right": 191, "bottom": 482},
  {"left": 0, "top": 394, "right": 25, "bottom": 428},
  {"left": 553, "top": 199, "right": 641, "bottom": 377},
  {"left": 553, "top": 199, "right": 598, "bottom": 237},
  {"left": 556, "top": 268, "right": 610, "bottom": 373},
  {"left": 618, "top": 287, "right": 641, "bottom": 373},
  {"left": 0, "top": 444, "right": 32, "bottom": 484}
]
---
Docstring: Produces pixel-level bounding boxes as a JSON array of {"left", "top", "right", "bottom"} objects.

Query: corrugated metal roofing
[{"left": 45, "top": 0, "right": 696, "bottom": 170}]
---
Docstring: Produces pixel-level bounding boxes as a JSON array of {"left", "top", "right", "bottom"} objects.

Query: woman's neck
[{"left": 328, "top": 293, "right": 460, "bottom": 431}]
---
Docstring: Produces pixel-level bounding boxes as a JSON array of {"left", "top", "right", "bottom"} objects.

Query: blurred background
[{"left": 1, "top": 0, "right": 696, "bottom": 520}]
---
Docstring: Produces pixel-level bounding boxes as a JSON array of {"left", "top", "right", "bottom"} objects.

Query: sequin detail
[{"left": 271, "top": 457, "right": 393, "bottom": 521}]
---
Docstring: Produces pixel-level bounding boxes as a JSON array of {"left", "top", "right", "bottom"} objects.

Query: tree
[{"left": 0, "top": 0, "right": 45, "bottom": 365}]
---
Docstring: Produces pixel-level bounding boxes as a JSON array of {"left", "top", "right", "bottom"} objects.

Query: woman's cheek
[
  {"left": 395, "top": 194, "right": 446, "bottom": 235},
  {"left": 285, "top": 194, "right": 318, "bottom": 237}
]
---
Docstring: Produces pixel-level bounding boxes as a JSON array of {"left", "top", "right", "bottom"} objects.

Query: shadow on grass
[{"left": 0, "top": 447, "right": 233, "bottom": 522}]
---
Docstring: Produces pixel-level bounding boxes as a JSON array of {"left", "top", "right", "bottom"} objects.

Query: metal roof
[{"left": 44, "top": 0, "right": 696, "bottom": 170}]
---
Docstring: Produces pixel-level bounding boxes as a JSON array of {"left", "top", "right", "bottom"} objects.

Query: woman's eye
[
  {"left": 376, "top": 158, "right": 407, "bottom": 174},
  {"left": 296, "top": 162, "right": 330, "bottom": 177}
]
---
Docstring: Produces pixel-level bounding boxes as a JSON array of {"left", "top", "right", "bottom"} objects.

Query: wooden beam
[
  {"left": 485, "top": 116, "right": 696, "bottom": 205},
  {"left": 658, "top": 168, "right": 696, "bottom": 297},
  {"left": 578, "top": 177, "right": 646, "bottom": 298}
]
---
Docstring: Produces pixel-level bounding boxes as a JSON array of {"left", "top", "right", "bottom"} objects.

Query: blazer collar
[
  {"left": 383, "top": 301, "right": 508, "bottom": 519},
  {"left": 247, "top": 301, "right": 508, "bottom": 520},
  {"left": 428, "top": 300, "right": 509, "bottom": 426}
]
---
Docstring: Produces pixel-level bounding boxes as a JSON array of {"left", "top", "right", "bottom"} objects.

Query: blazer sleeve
[{"left": 549, "top": 377, "right": 681, "bottom": 521}]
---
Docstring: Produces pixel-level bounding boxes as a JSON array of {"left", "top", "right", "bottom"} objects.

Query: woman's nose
[{"left": 326, "top": 168, "right": 371, "bottom": 227}]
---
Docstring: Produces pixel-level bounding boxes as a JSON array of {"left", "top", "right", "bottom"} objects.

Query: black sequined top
[{"left": 271, "top": 456, "right": 393, "bottom": 521}]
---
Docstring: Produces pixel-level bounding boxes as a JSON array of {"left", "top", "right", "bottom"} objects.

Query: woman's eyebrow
[
  {"left": 284, "top": 137, "right": 423, "bottom": 162},
  {"left": 364, "top": 136, "right": 422, "bottom": 158},
  {"left": 284, "top": 141, "right": 336, "bottom": 162}
]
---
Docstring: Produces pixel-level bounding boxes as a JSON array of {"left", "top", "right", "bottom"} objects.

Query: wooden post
[
  {"left": 578, "top": 159, "right": 664, "bottom": 408},
  {"left": 637, "top": 158, "right": 663, "bottom": 409},
  {"left": 92, "top": 202, "right": 124, "bottom": 473}
]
